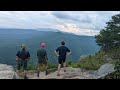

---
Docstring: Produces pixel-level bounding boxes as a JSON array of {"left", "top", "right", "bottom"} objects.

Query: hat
[
  {"left": 21, "top": 43, "right": 27, "bottom": 48},
  {"left": 41, "top": 43, "right": 46, "bottom": 48}
]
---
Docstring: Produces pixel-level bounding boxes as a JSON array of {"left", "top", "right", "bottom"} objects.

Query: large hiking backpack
[{"left": 19, "top": 50, "right": 28, "bottom": 60}]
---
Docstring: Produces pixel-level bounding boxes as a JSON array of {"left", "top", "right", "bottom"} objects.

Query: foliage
[
  {"left": 67, "top": 52, "right": 107, "bottom": 70},
  {"left": 104, "top": 71, "right": 120, "bottom": 79},
  {"left": 95, "top": 14, "right": 120, "bottom": 52},
  {"left": 27, "top": 63, "right": 58, "bottom": 71}
]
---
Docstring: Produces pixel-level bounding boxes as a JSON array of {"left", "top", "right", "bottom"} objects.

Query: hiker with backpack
[
  {"left": 37, "top": 42, "right": 48, "bottom": 77},
  {"left": 54, "top": 41, "right": 71, "bottom": 76},
  {"left": 16, "top": 44, "right": 30, "bottom": 79}
]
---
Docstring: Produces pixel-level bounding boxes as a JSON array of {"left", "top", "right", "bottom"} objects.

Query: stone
[
  {"left": 95, "top": 63, "right": 115, "bottom": 77},
  {"left": 0, "top": 64, "right": 20, "bottom": 79}
]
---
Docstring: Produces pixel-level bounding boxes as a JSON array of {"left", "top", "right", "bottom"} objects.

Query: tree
[{"left": 95, "top": 14, "right": 120, "bottom": 52}]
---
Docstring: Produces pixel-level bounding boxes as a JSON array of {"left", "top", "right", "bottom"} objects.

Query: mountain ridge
[{"left": 0, "top": 28, "right": 100, "bottom": 67}]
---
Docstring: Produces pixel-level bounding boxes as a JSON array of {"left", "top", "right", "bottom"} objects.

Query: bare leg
[
  {"left": 16, "top": 70, "right": 19, "bottom": 75},
  {"left": 63, "top": 62, "right": 66, "bottom": 72},
  {"left": 24, "top": 70, "right": 27, "bottom": 76},
  {"left": 57, "top": 64, "right": 61, "bottom": 76},
  {"left": 45, "top": 62, "right": 48, "bottom": 75},
  {"left": 46, "top": 62, "right": 48, "bottom": 70},
  {"left": 24, "top": 70, "right": 28, "bottom": 79},
  {"left": 37, "top": 64, "right": 41, "bottom": 77}
]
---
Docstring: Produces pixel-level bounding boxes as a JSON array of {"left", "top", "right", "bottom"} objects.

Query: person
[
  {"left": 54, "top": 41, "right": 71, "bottom": 76},
  {"left": 16, "top": 44, "right": 30, "bottom": 79},
  {"left": 37, "top": 42, "right": 48, "bottom": 77}
]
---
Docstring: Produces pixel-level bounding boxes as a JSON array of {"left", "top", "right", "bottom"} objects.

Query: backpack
[{"left": 19, "top": 50, "right": 28, "bottom": 60}]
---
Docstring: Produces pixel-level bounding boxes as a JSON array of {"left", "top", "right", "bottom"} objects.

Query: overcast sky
[{"left": 0, "top": 11, "right": 119, "bottom": 36}]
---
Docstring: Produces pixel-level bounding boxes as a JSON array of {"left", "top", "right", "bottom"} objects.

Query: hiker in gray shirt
[{"left": 37, "top": 42, "right": 48, "bottom": 77}]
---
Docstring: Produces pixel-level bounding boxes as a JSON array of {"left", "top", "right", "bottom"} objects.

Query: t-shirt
[
  {"left": 16, "top": 50, "right": 30, "bottom": 59},
  {"left": 37, "top": 48, "right": 48, "bottom": 60},
  {"left": 56, "top": 46, "right": 70, "bottom": 58}
]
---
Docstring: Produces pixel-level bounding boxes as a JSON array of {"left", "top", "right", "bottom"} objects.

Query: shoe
[
  {"left": 37, "top": 72, "right": 39, "bottom": 77},
  {"left": 57, "top": 73, "right": 60, "bottom": 76},
  {"left": 24, "top": 76, "right": 28, "bottom": 79},
  {"left": 64, "top": 70, "right": 66, "bottom": 72},
  {"left": 45, "top": 70, "right": 49, "bottom": 75}
]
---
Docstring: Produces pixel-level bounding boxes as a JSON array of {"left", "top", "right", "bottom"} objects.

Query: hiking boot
[
  {"left": 37, "top": 72, "right": 39, "bottom": 77},
  {"left": 45, "top": 70, "right": 49, "bottom": 75},
  {"left": 64, "top": 70, "right": 66, "bottom": 72},
  {"left": 24, "top": 76, "right": 28, "bottom": 79}
]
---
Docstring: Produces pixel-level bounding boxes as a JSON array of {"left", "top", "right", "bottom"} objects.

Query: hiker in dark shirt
[
  {"left": 54, "top": 41, "right": 71, "bottom": 76},
  {"left": 16, "top": 44, "right": 30, "bottom": 79},
  {"left": 37, "top": 42, "right": 48, "bottom": 77}
]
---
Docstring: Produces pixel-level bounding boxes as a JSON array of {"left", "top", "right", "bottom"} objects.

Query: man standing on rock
[
  {"left": 37, "top": 42, "right": 48, "bottom": 77},
  {"left": 54, "top": 41, "right": 71, "bottom": 76},
  {"left": 16, "top": 44, "right": 30, "bottom": 79}
]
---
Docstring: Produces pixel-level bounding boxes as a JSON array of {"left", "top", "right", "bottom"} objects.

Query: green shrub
[{"left": 67, "top": 51, "right": 107, "bottom": 70}]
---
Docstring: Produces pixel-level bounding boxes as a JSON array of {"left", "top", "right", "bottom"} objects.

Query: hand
[
  {"left": 16, "top": 58, "right": 19, "bottom": 61},
  {"left": 67, "top": 52, "right": 71, "bottom": 56},
  {"left": 54, "top": 51, "right": 59, "bottom": 57}
]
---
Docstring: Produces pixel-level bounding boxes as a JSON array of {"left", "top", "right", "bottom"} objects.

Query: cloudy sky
[{"left": 0, "top": 11, "right": 119, "bottom": 36}]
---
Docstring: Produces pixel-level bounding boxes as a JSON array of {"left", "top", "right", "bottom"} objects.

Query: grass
[
  {"left": 67, "top": 51, "right": 107, "bottom": 70},
  {"left": 27, "top": 63, "right": 58, "bottom": 71}
]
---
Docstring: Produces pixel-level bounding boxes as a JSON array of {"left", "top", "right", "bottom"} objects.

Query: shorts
[
  {"left": 38, "top": 58, "right": 47, "bottom": 65},
  {"left": 58, "top": 57, "right": 66, "bottom": 64},
  {"left": 17, "top": 59, "right": 27, "bottom": 70}
]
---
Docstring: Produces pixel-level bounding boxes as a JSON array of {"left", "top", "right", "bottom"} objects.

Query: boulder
[
  {"left": 0, "top": 64, "right": 19, "bottom": 79},
  {"left": 94, "top": 63, "right": 115, "bottom": 78}
]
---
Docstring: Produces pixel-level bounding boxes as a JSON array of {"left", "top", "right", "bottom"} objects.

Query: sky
[{"left": 0, "top": 11, "right": 119, "bottom": 36}]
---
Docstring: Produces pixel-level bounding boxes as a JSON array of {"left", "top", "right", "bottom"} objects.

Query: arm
[
  {"left": 54, "top": 47, "right": 59, "bottom": 56},
  {"left": 16, "top": 51, "right": 20, "bottom": 61},
  {"left": 67, "top": 48, "right": 71, "bottom": 56},
  {"left": 45, "top": 50, "right": 48, "bottom": 61},
  {"left": 27, "top": 51, "right": 30, "bottom": 61},
  {"left": 16, "top": 56, "right": 19, "bottom": 61},
  {"left": 54, "top": 51, "right": 59, "bottom": 56},
  {"left": 67, "top": 51, "right": 71, "bottom": 56}
]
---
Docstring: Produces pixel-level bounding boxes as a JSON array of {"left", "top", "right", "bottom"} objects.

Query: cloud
[
  {"left": 54, "top": 23, "right": 100, "bottom": 36},
  {"left": 0, "top": 11, "right": 119, "bottom": 36},
  {"left": 52, "top": 11, "right": 92, "bottom": 23},
  {"left": 52, "top": 11, "right": 120, "bottom": 30}
]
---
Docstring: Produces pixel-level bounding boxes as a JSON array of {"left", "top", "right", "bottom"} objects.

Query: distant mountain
[{"left": 0, "top": 28, "right": 100, "bottom": 67}]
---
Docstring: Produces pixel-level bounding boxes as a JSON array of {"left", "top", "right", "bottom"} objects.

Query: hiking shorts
[
  {"left": 17, "top": 59, "right": 28, "bottom": 70},
  {"left": 38, "top": 58, "right": 47, "bottom": 65},
  {"left": 58, "top": 57, "right": 66, "bottom": 64}
]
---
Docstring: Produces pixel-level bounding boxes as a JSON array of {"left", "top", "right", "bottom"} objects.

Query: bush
[
  {"left": 104, "top": 71, "right": 120, "bottom": 79},
  {"left": 27, "top": 64, "right": 37, "bottom": 70},
  {"left": 73, "top": 51, "right": 107, "bottom": 70}
]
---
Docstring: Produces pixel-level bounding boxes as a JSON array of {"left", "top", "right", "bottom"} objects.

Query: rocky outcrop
[
  {"left": 0, "top": 63, "right": 114, "bottom": 79},
  {"left": 93, "top": 63, "right": 115, "bottom": 79},
  {"left": 23, "top": 63, "right": 115, "bottom": 79},
  {"left": 0, "top": 64, "right": 19, "bottom": 79}
]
